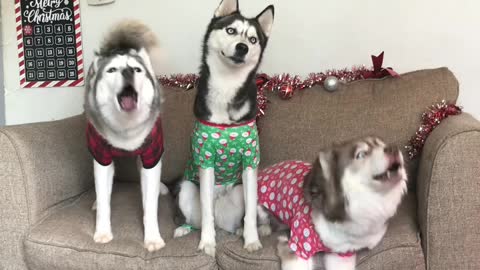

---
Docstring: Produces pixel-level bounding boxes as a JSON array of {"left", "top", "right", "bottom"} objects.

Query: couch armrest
[
  {"left": 0, "top": 114, "right": 93, "bottom": 269},
  {"left": 416, "top": 113, "right": 480, "bottom": 270}
]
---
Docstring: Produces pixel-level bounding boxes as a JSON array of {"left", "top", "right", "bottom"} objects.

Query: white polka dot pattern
[{"left": 257, "top": 160, "right": 356, "bottom": 260}]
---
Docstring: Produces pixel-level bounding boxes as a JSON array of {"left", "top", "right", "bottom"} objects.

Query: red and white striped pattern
[{"left": 16, "top": 0, "right": 84, "bottom": 88}]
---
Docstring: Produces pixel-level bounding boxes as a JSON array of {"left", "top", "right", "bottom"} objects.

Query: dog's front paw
[
  {"left": 174, "top": 226, "right": 193, "bottom": 238},
  {"left": 198, "top": 240, "right": 216, "bottom": 257},
  {"left": 144, "top": 236, "right": 165, "bottom": 252},
  {"left": 258, "top": 224, "right": 272, "bottom": 237},
  {"left": 159, "top": 182, "right": 169, "bottom": 195},
  {"left": 93, "top": 230, "right": 113, "bottom": 244},
  {"left": 243, "top": 225, "right": 262, "bottom": 252},
  {"left": 244, "top": 240, "right": 263, "bottom": 252}
]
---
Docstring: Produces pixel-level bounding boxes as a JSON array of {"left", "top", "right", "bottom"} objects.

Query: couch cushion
[
  {"left": 24, "top": 182, "right": 216, "bottom": 270},
  {"left": 161, "top": 88, "right": 196, "bottom": 183},
  {"left": 216, "top": 194, "right": 425, "bottom": 270},
  {"left": 258, "top": 68, "right": 458, "bottom": 180}
]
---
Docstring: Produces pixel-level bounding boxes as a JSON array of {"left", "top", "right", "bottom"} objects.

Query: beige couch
[{"left": 1, "top": 68, "right": 479, "bottom": 270}]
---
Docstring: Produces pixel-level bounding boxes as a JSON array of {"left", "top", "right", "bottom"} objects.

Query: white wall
[{"left": 2, "top": 0, "right": 479, "bottom": 125}]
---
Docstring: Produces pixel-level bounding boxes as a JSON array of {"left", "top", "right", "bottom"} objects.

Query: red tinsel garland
[
  {"left": 406, "top": 101, "right": 462, "bottom": 159},
  {"left": 157, "top": 52, "right": 399, "bottom": 121},
  {"left": 158, "top": 73, "right": 198, "bottom": 90},
  {"left": 157, "top": 68, "right": 462, "bottom": 160}
]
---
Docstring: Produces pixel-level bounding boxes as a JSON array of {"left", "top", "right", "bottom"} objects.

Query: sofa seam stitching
[
  {"left": 356, "top": 245, "right": 420, "bottom": 267},
  {"left": 27, "top": 189, "right": 93, "bottom": 233},
  {"left": 0, "top": 130, "right": 32, "bottom": 226},
  {"left": 24, "top": 238, "right": 208, "bottom": 261},
  {"left": 0, "top": 129, "right": 32, "bottom": 269},
  {"left": 220, "top": 240, "right": 279, "bottom": 263}
]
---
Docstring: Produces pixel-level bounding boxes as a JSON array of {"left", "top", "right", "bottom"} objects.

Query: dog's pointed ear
[
  {"left": 88, "top": 55, "right": 100, "bottom": 77},
  {"left": 137, "top": 48, "right": 155, "bottom": 75},
  {"left": 304, "top": 151, "right": 347, "bottom": 222},
  {"left": 256, "top": 5, "right": 274, "bottom": 37},
  {"left": 86, "top": 55, "right": 99, "bottom": 92},
  {"left": 214, "top": 0, "right": 239, "bottom": 18}
]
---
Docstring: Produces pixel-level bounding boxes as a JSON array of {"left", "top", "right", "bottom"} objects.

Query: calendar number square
[
  {"left": 68, "top": 69, "right": 77, "bottom": 79},
  {"left": 54, "top": 25, "right": 63, "bottom": 34},
  {"left": 47, "top": 70, "right": 56, "bottom": 79},
  {"left": 37, "top": 70, "right": 46, "bottom": 80}
]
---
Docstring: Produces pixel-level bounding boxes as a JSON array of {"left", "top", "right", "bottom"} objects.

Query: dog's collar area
[{"left": 197, "top": 118, "right": 255, "bottom": 128}]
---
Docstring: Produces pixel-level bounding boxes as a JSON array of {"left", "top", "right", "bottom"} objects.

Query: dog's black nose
[
  {"left": 235, "top": 43, "right": 249, "bottom": 56},
  {"left": 121, "top": 67, "right": 135, "bottom": 81}
]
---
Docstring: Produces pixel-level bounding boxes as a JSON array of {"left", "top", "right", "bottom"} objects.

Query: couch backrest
[{"left": 115, "top": 68, "right": 459, "bottom": 183}]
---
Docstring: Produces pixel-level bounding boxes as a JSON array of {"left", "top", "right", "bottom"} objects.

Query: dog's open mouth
[
  {"left": 117, "top": 85, "right": 138, "bottom": 112},
  {"left": 374, "top": 155, "right": 403, "bottom": 182}
]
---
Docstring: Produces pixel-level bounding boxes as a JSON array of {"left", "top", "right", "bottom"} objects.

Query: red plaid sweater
[{"left": 86, "top": 118, "right": 164, "bottom": 169}]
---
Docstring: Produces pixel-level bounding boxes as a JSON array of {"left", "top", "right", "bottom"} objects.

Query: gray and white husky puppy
[
  {"left": 258, "top": 137, "right": 408, "bottom": 270},
  {"left": 172, "top": 0, "right": 275, "bottom": 257},
  {"left": 84, "top": 20, "right": 168, "bottom": 252}
]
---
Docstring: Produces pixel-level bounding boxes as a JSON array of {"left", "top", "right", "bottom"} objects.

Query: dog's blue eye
[
  {"left": 107, "top": 67, "right": 117, "bottom": 73},
  {"left": 133, "top": 67, "right": 142, "bottom": 73},
  {"left": 249, "top": 37, "right": 257, "bottom": 44},
  {"left": 226, "top": 27, "right": 236, "bottom": 35},
  {"left": 356, "top": 151, "right": 367, "bottom": 160}
]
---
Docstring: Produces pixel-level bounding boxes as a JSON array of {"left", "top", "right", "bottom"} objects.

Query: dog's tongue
[{"left": 120, "top": 96, "right": 137, "bottom": 112}]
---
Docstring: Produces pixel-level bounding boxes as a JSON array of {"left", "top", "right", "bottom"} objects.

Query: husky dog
[
  {"left": 256, "top": 137, "right": 408, "bottom": 270},
  {"left": 172, "top": 0, "right": 275, "bottom": 257},
  {"left": 84, "top": 20, "right": 168, "bottom": 252}
]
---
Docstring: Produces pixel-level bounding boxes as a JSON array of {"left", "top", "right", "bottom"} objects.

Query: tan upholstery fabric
[
  {"left": 417, "top": 113, "right": 480, "bottom": 270},
  {"left": 160, "top": 88, "right": 196, "bottom": 183},
  {"left": 258, "top": 68, "right": 459, "bottom": 181},
  {"left": 0, "top": 131, "right": 30, "bottom": 270},
  {"left": 1, "top": 68, "right": 478, "bottom": 269},
  {"left": 0, "top": 115, "right": 93, "bottom": 223},
  {"left": 216, "top": 194, "right": 424, "bottom": 270},
  {"left": 0, "top": 115, "right": 92, "bottom": 269},
  {"left": 25, "top": 186, "right": 425, "bottom": 270},
  {"left": 25, "top": 182, "right": 217, "bottom": 270}
]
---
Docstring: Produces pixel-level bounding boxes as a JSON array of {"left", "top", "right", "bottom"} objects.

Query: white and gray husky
[
  {"left": 258, "top": 137, "right": 408, "bottom": 270},
  {"left": 172, "top": 0, "right": 275, "bottom": 257},
  {"left": 84, "top": 20, "right": 168, "bottom": 252}
]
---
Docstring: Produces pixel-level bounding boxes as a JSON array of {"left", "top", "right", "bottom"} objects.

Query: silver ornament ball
[{"left": 323, "top": 76, "right": 339, "bottom": 92}]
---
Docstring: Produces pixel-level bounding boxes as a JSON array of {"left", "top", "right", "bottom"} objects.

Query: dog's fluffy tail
[{"left": 99, "top": 19, "right": 164, "bottom": 73}]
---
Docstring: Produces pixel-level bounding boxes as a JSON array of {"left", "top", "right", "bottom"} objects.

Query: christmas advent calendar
[{"left": 15, "top": 0, "right": 84, "bottom": 88}]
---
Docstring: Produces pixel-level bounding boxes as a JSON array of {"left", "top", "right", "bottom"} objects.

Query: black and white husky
[
  {"left": 173, "top": 0, "right": 275, "bottom": 257},
  {"left": 84, "top": 20, "right": 168, "bottom": 252}
]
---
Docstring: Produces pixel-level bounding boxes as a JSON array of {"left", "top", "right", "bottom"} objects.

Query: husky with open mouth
[
  {"left": 257, "top": 137, "right": 408, "bottom": 270},
  {"left": 84, "top": 20, "right": 168, "bottom": 252},
  {"left": 172, "top": 0, "right": 275, "bottom": 257}
]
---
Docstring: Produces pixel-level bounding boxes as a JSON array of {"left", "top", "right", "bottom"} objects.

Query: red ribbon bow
[{"left": 363, "top": 51, "right": 399, "bottom": 79}]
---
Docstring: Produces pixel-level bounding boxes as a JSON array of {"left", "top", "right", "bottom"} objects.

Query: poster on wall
[{"left": 15, "top": 0, "right": 84, "bottom": 88}]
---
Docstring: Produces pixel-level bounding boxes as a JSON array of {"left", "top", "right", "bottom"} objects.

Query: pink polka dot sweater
[{"left": 258, "top": 160, "right": 355, "bottom": 260}]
